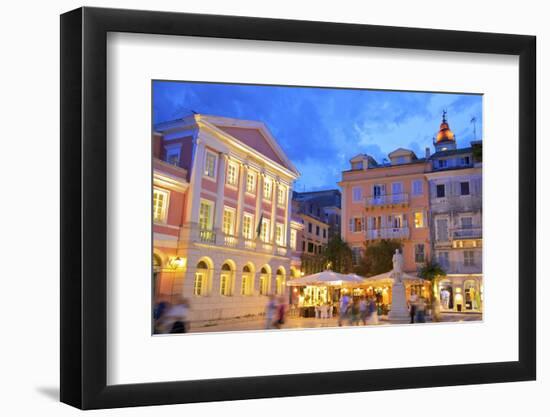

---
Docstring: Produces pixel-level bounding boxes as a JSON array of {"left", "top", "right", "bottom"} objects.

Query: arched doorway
[
  {"left": 241, "top": 263, "right": 255, "bottom": 296},
  {"left": 220, "top": 261, "right": 235, "bottom": 296},
  {"left": 439, "top": 279, "right": 453, "bottom": 310},
  {"left": 259, "top": 265, "right": 271, "bottom": 296},
  {"left": 194, "top": 258, "right": 213, "bottom": 296},
  {"left": 275, "top": 267, "right": 286, "bottom": 295}
]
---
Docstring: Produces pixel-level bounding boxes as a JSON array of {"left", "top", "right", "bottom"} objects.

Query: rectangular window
[
  {"left": 204, "top": 152, "right": 217, "bottom": 178},
  {"left": 290, "top": 229, "right": 297, "bottom": 250},
  {"left": 199, "top": 200, "right": 213, "bottom": 230},
  {"left": 436, "top": 184, "right": 446, "bottom": 198},
  {"left": 460, "top": 181, "right": 470, "bottom": 195},
  {"left": 153, "top": 188, "right": 169, "bottom": 223},
  {"left": 220, "top": 274, "right": 232, "bottom": 296},
  {"left": 461, "top": 156, "right": 471, "bottom": 166},
  {"left": 193, "top": 273, "right": 205, "bottom": 296},
  {"left": 464, "top": 250, "right": 475, "bottom": 266},
  {"left": 308, "top": 242, "right": 314, "bottom": 253},
  {"left": 413, "top": 211, "right": 425, "bottom": 228},
  {"left": 353, "top": 217, "right": 364, "bottom": 232},
  {"left": 438, "top": 159, "right": 448, "bottom": 168},
  {"left": 302, "top": 240, "right": 305, "bottom": 252},
  {"left": 438, "top": 252, "right": 450, "bottom": 269},
  {"left": 226, "top": 162, "right": 238, "bottom": 186},
  {"left": 242, "top": 214, "right": 254, "bottom": 239},
  {"left": 323, "top": 228, "right": 327, "bottom": 238},
  {"left": 222, "top": 207, "right": 235, "bottom": 236},
  {"left": 263, "top": 178, "right": 272, "bottom": 200},
  {"left": 241, "top": 275, "right": 252, "bottom": 296},
  {"left": 461, "top": 216, "right": 473, "bottom": 229},
  {"left": 277, "top": 186, "right": 286, "bottom": 206},
  {"left": 246, "top": 172, "right": 256, "bottom": 193},
  {"left": 316, "top": 225, "right": 320, "bottom": 236},
  {"left": 352, "top": 186, "right": 362, "bottom": 202},
  {"left": 415, "top": 244, "right": 425, "bottom": 263},
  {"left": 166, "top": 148, "right": 180, "bottom": 166},
  {"left": 412, "top": 180, "right": 423, "bottom": 195},
  {"left": 276, "top": 223, "right": 284, "bottom": 246},
  {"left": 308, "top": 222, "right": 312, "bottom": 233},
  {"left": 260, "top": 218, "right": 270, "bottom": 242}
]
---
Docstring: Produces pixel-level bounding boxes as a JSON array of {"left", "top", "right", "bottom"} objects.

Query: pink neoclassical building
[{"left": 153, "top": 114, "right": 300, "bottom": 322}]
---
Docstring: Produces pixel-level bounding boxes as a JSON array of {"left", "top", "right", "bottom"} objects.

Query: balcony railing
[
  {"left": 439, "top": 260, "right": 482, "bottom": 275},
  {"left": 452, "top": 227, "right": 482, "bottom": 239},
  {"left": 223, "top": 234, "right": 238, "bottom": 248},
  {"left": 243, "top": 239, "right": 256, "bottom": 250},
  {"left": 366, "top": 227, "right": 410, "bottom": 240},
  {"left": 366, "top": 193, "right": 409, "bottom": 207},
  {"left": 277, "top": 246, "right": 288, "bottom": 256},
  {"left": 199, "top": 229, "right": 216, "bottom": 244}
]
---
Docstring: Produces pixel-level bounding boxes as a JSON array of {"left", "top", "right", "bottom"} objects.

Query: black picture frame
[{"left": 60, "top": 6, "right": 536, "bottom": 410}]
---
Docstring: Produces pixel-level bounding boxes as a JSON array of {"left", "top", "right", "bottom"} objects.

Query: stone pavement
[{"left": 188, "top": 312, "right": 482, "bottom": 333}]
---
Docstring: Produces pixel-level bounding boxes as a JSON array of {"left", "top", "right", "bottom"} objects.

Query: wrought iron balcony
[
  {"left": 366, "top": 227, "right": 410, "bottom": 240},
  {"left": 199, "top": 229, "right": 216, "bottom": 244},
  {"left": 451, "top": 227, "right": 482, "bottom": 239}
]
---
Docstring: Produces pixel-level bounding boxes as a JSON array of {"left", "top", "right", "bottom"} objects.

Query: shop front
[{"left": 437, "top": 275, "right": 483, "bottom": 312}]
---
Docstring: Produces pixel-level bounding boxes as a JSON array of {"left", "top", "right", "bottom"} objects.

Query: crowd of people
[
  {"left": 337, "top": 294, "right": 379, "bottom": 326},
  {"left": 265, "top": 295, "right": 288, "bottom": 329}
]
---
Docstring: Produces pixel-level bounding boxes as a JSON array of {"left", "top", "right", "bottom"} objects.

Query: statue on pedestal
[{"left": 391, "top": 249, "right": 404, "bottom": 283}]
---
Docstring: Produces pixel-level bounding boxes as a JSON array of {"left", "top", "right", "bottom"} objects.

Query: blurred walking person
[
  {"left": 367, "top": 297, "right": 378, "bottom": 325},
  {"left": 409, "top": 291, "right": 418, "bottom": 324},
  {"left": 415, "top": 296, "right": 427, "bottom": 323},
  {"left": 338, "top": 293, "right": 350, "bottom": 326},
  {"left": 164, "top": 297, "right": 190, "bottom": 334},
  {"left": 359, "top": 297, "right": 368, "bottom": 325},
  {"left": 274, "top": 296, "right": 287, "bottom": 329},
  {"left": 265, "top": 295, "right": 277, "bottom": 329}
]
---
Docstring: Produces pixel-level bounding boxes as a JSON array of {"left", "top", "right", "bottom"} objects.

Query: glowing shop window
[{"left": 414, "top": 212, "right": 424, "bottom": 228}]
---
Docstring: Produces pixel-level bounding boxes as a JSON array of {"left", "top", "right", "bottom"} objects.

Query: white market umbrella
[
  {"left": 363, "top": 270, "right": 426, "bottom": 284},
  {"left": 287, "top": 270, "right": 366, "bottom": 287}
]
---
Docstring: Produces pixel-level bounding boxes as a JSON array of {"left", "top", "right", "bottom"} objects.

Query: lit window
[
  {"left": 353, "top": 217, "right": 363, "bottom": 232},
  {"left": 246, "top": 172, "right": 256, "bottom": 193},
  {"left": 290, "top": 229, "right": 297, "bottom": 250},
  {"left": 204, "top": 152, "right": 217, "bottom": 178},
  {"left": 242, "top": 214, "right": 254, "bottom": 239},
  {"left": 260, "top": 219, "right": 270, "bottom": 242},
  {"left": 414, "top": 212, "right": 425, "bottom": 228},
  {"left": 226, "top": 162, "right": 238, "bottom": 186},
  {"left": 153, "top": 188, "right": 169, "bottom": 223},
  {"left": 241, "top": 265, "right": 253, "bottom": 296},
  {"left": 194, "top": 260, "right": 209, "bottom": 296},
  {"left": 276, "top": 223, "right": 285, "bottom": 246},
  {"left": 199, "top": 200, "right": 213, "bottom": 230},
  {"left": 220, "top": 263, "right": 233, "bottom": 296},
  {"left": 352, "top": 186, "right": 362, "bottom": 202},
  {"left": 222, "top": 208, "right": 235, "bottom": 236},
  {"left": 275, "top": 269, "right": 285, "bottom": 295},
  {"left": 415, "top": 244, "right": 425, "bottom": 263},
  {"left": 259, "top": 267, "right": 270, "bottom": 295},
  {"left": 277, "top": 186, "right": 286, "bottom": 206},
  {"left": 263, "top": 178, "right": 272, "bottom": 200}
]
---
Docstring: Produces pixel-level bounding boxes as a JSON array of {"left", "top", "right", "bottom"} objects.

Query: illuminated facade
[{"left": 153, "top": 114, "right": 299, "bottom": 322}]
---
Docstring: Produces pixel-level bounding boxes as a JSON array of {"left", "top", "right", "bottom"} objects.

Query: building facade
[
  {"left": 426, "top": 115, "right": 483, "bottom": 312},
  {"left": 340, "top": 151, "right": 431, "bottom": 272},
  {"left": 292, "top": 190, "right": 342, "bottom": 238},
  {"left": 153, "top": 114, "right": 299, "bottom": 322}
]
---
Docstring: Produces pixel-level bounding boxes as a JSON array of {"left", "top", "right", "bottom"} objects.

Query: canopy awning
[
  {"left": 287, "top": 270, "right": 366, "bottom": 287},
  {"left": 363, "top": 270, "right": 426, "bottom": 284}
]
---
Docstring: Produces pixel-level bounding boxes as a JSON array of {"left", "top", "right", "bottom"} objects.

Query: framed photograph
[{"left": 60, "top": 6, "right": 536, "bottom": 410}]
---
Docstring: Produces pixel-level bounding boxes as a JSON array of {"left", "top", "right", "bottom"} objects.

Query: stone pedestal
[{"left": 388, "top": 281, "right": 410, "bottom": 323}]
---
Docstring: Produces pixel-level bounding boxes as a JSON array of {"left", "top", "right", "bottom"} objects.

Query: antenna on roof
[{"left": 470, "top": 116, "right": 477, "bottom": 140}]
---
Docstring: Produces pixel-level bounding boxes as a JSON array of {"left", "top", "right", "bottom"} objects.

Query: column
[
  {"left": 254, "top": 171, "right": 264, "bottom": 240},
  {"left": 214, "top": 153, "right": 228, "bottom": 236},
  {"left": 270, "top": 178, "right": 278, "bottom": 247},
  {"left": 186, "top": 138, "right": 205, "bottom": 224},
  {"left": 285, "top": 183, "right": 292, "bottom": 249},
  {"left": 235, "top": 163, "right": 248, "bottom": 239}
]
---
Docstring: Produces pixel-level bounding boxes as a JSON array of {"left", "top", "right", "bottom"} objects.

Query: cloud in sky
[{"left": 153, "top": 81, "right": 482, "bottom": 191}]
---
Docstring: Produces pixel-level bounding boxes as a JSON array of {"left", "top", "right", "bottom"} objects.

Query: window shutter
[
  {"left": 349, "top": 218, "right": 353, "bottom": 232},
  {"left": 361, "top": 216, "right": 365, "bottom": 231}
]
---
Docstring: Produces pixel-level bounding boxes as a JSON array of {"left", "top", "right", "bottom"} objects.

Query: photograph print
[{"left": 151, "top": 81, "right": 483, "bottom": 335}]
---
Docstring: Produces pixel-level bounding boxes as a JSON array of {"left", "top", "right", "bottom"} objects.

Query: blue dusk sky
[{"left": 153, "top": 81, "right": 482, "bottom": 192}]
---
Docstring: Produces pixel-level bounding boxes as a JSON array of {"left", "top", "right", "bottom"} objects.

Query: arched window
[
  {"left": 275, "top": 268, "right": 286, "bottom": 295},
  {"left": 241, "top": 264, "right": 253, "bottom": 296},
  {"left": 194, "top": 261, "right": 209, "bottom": 296},
  {"left": 259, "top": 266, "right": 270, "bottom": 296},
  {"left": 220, "top": 262, "right": 234, "bottom": 296}
]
